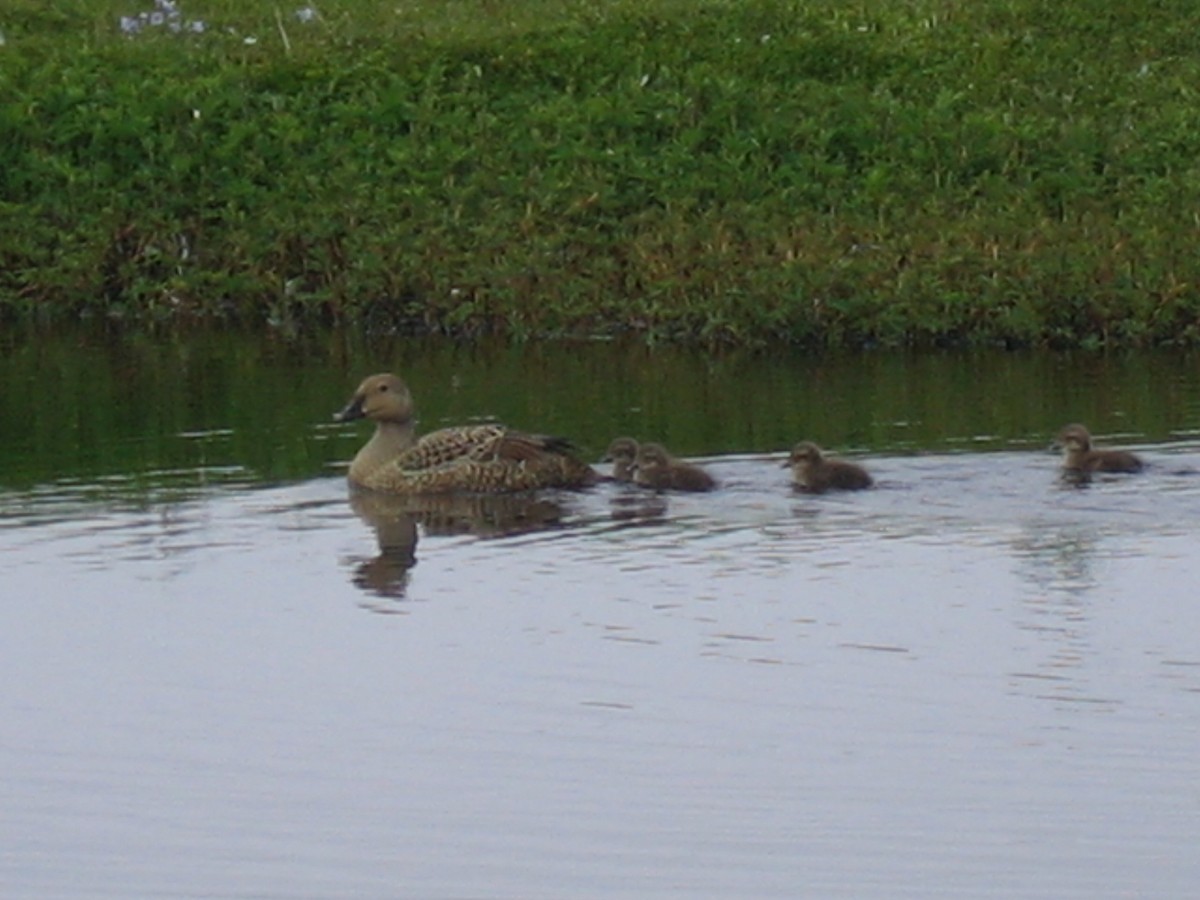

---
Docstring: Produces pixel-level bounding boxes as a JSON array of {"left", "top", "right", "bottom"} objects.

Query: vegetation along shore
[{"left": 4, "top": 0, "right": 1200, "bottom": 347}]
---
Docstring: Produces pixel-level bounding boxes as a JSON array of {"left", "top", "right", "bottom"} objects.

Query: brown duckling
[
  {"left": 1056, "top": 423, "right": 1143, "bottom": 474},
  {"left": 784, "top": 441, "right": 873, "bottom": 493},
  {"left": 601, "top": 437, "right": 640, "bottom": 483},
  {"left": 633, "top": 442, "right": 717, "bottom": 492},
  {"left": 334, "top": 373, "right": 597, "bottom": 493}
]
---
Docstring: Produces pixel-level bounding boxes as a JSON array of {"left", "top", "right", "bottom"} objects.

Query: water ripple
[{"left": 4, "top": 449, "right": 1200, "bottom": 899}]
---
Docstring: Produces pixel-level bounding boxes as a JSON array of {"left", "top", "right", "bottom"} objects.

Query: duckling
[
  {"left": 334, "top": 373, "right": 597, "bottom": 493},
  {"left": 601, "top": 437, "right": 639, "bottom": 482},
  {"left": 784, "top": 441, "right": 873, "bottom": 493},
  {"left": 633, "top": 442, "right": 716, "bottom": 492},
  {"left": 1056, "top": 423, "right": 1143, "bottom": 474}
]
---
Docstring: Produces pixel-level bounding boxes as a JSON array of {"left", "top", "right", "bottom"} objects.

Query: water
[{"left": 2, "top": 329, "right": 1200, "bottom": 898}]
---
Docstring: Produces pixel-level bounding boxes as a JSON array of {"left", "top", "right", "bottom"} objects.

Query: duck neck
[
  {"left": 350, "top": 420, "right": 416, "bottom": 484},
  {"left": 1061, "top": 446, "right": 1086, "bottom": 469}
]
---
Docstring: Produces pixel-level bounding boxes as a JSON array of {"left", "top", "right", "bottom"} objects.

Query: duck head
[
  {"left": 334, "top": 373, "right": 415, "bottom": 425},
  {"left": 635, "top": 442, "right": 671, "bottom": 475},
  {"left": 783, "top": 441, "right": 824, "bottom": 470},
  {"left": 1055, "top": 423, "right": 1092, "bottom": 454},
  {"left": 602, "top": 437, "right": 639, "bottom": 464}
]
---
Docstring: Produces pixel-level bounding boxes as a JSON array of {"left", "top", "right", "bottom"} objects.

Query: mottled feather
[{"left": 393, "top": 425, "right": 508, "bottom": 470}]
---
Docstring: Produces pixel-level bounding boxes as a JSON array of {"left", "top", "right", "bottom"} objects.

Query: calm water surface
[{"left": 2, "top": 330, "right": 1200, "bottom": 898}]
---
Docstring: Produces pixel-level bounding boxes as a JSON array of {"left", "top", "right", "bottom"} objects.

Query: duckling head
[
  {"left": 1056, "top": 423, "right": 1092, "bottom": 454},
  {"left": 335, "top": 373, "right": 415, "bottom": 425},
  {"left": 635, "top": 442, "right": 672, "bottom": 474},
  {"left": 784, "top": 441, "right": 824, "bottom": 469},
  {"left": 602, "top": 437, "right": 639, "bottom": 464}
]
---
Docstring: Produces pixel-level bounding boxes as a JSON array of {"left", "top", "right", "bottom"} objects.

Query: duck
[
  {"left": 334, "top": 373, "right": 598, "bottom": 493},
  {"left": 633, "top": 442, "right": 716, "bottom": 492},
  {"left": 784, "top": 441, "right": 873, "bottom": 493},
  {"left": 601, "top": 437, "right": 640, "bottom": 483},
  {"left": 1056, "top": 423, "right": 1143, "bottom": 474}
]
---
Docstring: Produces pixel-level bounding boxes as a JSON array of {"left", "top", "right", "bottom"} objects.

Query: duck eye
[{"left": 379, "top": 384, "right": 389, "bottom": 392}]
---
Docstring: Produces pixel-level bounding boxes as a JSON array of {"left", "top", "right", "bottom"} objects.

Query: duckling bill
[
  {"left": 1056, "top": 423, "right": 1143, "bottom": 474},
  {"left": 335, "top": 373, "right": 597, "bottom": 493},
  {"left": 785, "top": 441, "right": 873, "bottom": 493}
]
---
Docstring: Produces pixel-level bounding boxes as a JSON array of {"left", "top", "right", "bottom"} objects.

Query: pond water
[{"left": 2, "top": 329, "right": 1200, "bottom": 898}]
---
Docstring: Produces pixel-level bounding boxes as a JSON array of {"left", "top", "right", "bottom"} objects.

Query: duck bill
[{"left": 333, "top": 395, "right": 365, "bottom": 422}]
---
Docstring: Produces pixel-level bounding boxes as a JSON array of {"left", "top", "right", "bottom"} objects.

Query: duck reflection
[
  {"left": 607, "top": 489, "right": 669, "bottom": 525},
  {"left": 346, "top": 490, "right": 420, "bottom": 600},
  {"left": 1011, "top": 526, "right": 1099, "bottom": 600},
  {"left": 1007, "top": 525, "right": 1109, "bottom": 707},
  {"left": 345, "top": 489, "right": 569, "bottom": 600}
]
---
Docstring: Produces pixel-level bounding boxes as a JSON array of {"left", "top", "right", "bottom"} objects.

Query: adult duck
[{"left": 334, "top": 373, "right": 597, "bottom": 493}]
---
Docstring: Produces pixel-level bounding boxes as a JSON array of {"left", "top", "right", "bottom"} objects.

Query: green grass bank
[{"left": 4, "top": 0, "right": 1200, "bottom": 346}]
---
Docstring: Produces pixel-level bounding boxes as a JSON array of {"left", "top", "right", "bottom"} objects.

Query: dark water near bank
[{"left": 2, "top": 328, "right": 1200, "bottom": 898}]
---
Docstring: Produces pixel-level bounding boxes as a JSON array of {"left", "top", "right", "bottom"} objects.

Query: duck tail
[{"left": 539, "top": 435, "right": 579, "bottom": 455}]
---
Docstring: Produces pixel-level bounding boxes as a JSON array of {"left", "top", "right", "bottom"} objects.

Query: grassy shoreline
[{"left": 4, "top": 0, "right": 1200, "bottom": 346}]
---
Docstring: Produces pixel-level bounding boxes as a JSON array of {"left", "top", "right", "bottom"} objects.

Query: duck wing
[
  {"left": 380, "top": 427, "right": 596, "bottom": 493},
  {"left": 481, "top": 432, "right": 580, "bottom": 462},
  {"left": 394, "top": 424, "right": 507, "bottom": 470}
]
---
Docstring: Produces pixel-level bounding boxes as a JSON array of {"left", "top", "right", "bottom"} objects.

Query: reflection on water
[
  {"left": 1009, "top": 527, "right": 1109, "bottom": 707},
  {"left": 345, "top": 489, "right": 572, "bottom": 600},
  {"left": 4, "top": 448, "right": 1200, "bottom": 897},
  {"left": 1012, "top": 527, "right": 1101, "bottom": 598},
  {"left": 4, "top": 330, "right": 1200, "bottom": 898},
  {"left": 345, "top": 490, "right": 419, "bottom": 601},
  {"left": 2, "top": 326, "right": 1199, "bottom": 492}
]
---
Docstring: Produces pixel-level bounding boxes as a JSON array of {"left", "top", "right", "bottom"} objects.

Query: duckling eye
[{"left": 379, "top": 384, "right": 389, "bottom": 392}]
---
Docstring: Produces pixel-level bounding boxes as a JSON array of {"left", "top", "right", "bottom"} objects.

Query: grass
[{"left": 3, "top": 0, "right": 1200, "bottom": 346}]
